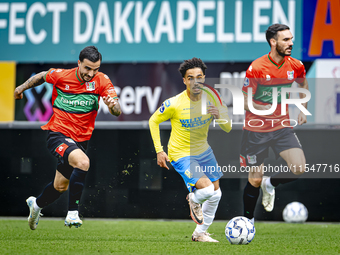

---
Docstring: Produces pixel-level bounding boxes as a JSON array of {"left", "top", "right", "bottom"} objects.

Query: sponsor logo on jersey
[
  {"left": 86, "top": 81, "right": 96, "bottom": 91},
  {"left": 247, "top": 155, "right": 257, "bottom": 164},
  {"left": 104, "top": 74, "right": 109, "bottom": 79},
  {"left": 180, "top": 116, "right": 212, "bottom": 128},
  {"left": 249, "top": 65, "right": 252, "bottom": 71},
  {"left": 287, "top": 71, "right": 294, "bottom": 80},
  {"left": 240, "top": 155, "right": 246, "bottom": 167},
  {"left": 56, "top": 69, "right": 62, "bottom": 73},
  {"left": 55, "top": 143, "right": 69, "bottom": 157},
  {"left": 244, "top": 77, "right": 249, "bottom": 87},
  {"left": 266, "top": 75, "right": 271, "bottom": 81}
]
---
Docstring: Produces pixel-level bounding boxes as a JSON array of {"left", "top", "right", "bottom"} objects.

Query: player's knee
[
  {"left": 194, "top": 184, "right": 215, "bottom": 203},
  {"left": 211, "top": 188, "right": 222, "bottom": 202},
  {"left": 249, "top": 177, "right": 262, "bottom": 188},
  {"left": 54, "top": 183, "right": 68, "bottom": 193},
  {"left": 74, "top": 158, "right": 90, "bottom": 171},
  {"left": 290, "top": 159, "right": 306, "bottom": 175}
]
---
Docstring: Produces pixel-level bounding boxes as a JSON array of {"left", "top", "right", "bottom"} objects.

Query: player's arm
[
  {"left": 149, "top": 101, "right": 173, "bottom": 170},
  {"left": 296, "top": 78, "right": 309, "bottom": 125},
  {"left": 14, "top": 71, "right": 48, "bottom": 100}
]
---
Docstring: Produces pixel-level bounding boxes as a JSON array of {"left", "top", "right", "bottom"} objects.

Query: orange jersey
[
  {"left": 242, "top": 53, "right": 306, "bottom": 132},
  {"left": 41, "top": 67, "right": 118, "bottom": 142}
]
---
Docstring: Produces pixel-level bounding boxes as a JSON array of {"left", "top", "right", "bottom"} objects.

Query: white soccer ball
[
  {"left": 283, "top": 202, "right": 308, "bottom": 223},
  {"left": 225, "top": 216, "right": 256, "bottom": 245}
]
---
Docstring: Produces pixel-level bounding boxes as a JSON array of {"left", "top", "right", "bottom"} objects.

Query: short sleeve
[
  {"left": 242, "top": 64, "right": 259, "bottom": 96},
  {"left": 100, "top": 74, "right": 118, "bottom": 99},
  {"left": 295, "top": 61, "right": 306, "bottom": 84},
  {"left": 45, "top": 68, "right": 61, "bottom": 84}
]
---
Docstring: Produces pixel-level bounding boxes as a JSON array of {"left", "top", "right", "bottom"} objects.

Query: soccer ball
[
  {"left": 282, "top": 202, "right": 308, "bottom": 223},
  {"left": 225, "top": 216, "right": 256, "bottom": 245}
]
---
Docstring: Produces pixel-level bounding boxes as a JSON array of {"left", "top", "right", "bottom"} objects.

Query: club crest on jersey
[
  {"left": 247, "top": 154, "right": 257, "bottom": 164},
  {"left": 86, "top": 81, "right": 96, "bottom": 91},
  {"left": 287, "top": 71, "right": 294, "bottom": 80}
]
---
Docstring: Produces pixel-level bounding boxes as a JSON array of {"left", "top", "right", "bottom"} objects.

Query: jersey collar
[
  {"left": 75, "top": 68, "right": 85, "bottom": 85},
  {"left": 267, "top": 53, "right": 286, "bottom": 69}
]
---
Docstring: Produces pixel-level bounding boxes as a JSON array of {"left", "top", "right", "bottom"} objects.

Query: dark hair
[
  {"left": 178, "top": 57, "right": 207, "bottom": 77},
  {"left": 265, "top": 24, "right": 290, "bottom": 46},
  {"left": 79, "top": 46, "right": 102, "bottom": 62}
]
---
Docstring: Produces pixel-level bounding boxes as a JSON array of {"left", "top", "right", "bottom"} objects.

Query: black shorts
[
  {"left": 240, "top": 128, "right": 302, "bottom": 167},
  {"left": 47, "top": 131, "right": 88, "bottom": 179}
]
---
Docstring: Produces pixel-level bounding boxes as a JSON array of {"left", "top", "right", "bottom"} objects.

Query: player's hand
[
  {"left": 298, "top": 111, "right": 307, "bottom": 125},
  {"left": 260, "top": 104, "right": 272, "bottom": 111},
  {"left": 207, "top": 105, "right": 220, "bottom": 119},
  {"left": 157, "top": 151, "right": 170, "bottom": 170},
  {"left": 103, "top": 95, "right": 118, "bottom": 108},
  {"left": 14, "top": 87, "right": 23, "bottom": 100}
]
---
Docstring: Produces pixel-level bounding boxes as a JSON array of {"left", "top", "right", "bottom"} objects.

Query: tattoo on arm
[
  {"left": 17, "top": 71, "right": 47, "bottom": 92},
  {"left": 110, "top": 103, "right": 122, "bottom": 116}
]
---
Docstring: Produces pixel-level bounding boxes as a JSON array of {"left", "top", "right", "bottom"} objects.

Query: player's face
[
  {"left": 78, "top": 58, "right": 101, "bottom": 82},
  {"left": 275, "top": 30, "right": 293, "bottom": 57},
  {"left": 183, "top": 68, "right": 205, "bottom": 96}
]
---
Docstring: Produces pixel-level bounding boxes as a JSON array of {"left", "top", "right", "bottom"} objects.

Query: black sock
[
  {"left": 243, "top": 181, "right": 260, "bottom": 219},
  {"left": 36, "top": 182, "right": 62, "bottom": 208},
  {"left": 68, "top": 168, "right": 87, "bottom": 211},
  {"left": 270, "top": 170, "right": 300, "bottom": 187}
]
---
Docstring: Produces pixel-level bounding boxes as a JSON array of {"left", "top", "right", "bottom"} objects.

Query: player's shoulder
[
  {"left": 247, "top": 54, "right": 268, "bottom": 74},
  {"left": 286, "top": 56, "right": 305, "bottom": 69},
  {"left": 95, "top": 71, "right": 111, "bottom": 82}
]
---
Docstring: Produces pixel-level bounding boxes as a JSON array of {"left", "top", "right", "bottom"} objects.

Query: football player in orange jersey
[
  {"left": 14, "top": 46, "right": 121, "bottom": 230},
  {"left": 240, "top": 24, "right": 309, "bottom": 223}
]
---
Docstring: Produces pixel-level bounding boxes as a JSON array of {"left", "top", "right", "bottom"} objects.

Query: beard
[
  {"left": 276, "top": 44, "right": 292, "bottom": 57},
  {"left": 79, "top": 71, "right": 93, "bottom": 82}
]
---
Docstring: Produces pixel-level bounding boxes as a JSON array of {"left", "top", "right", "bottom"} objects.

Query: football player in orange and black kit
[
  {"left": 14, "top": 46, "right": 121, "bottom": 230},
  {"left": 241, "top": 24, "right": 310, "bottom": 223}
]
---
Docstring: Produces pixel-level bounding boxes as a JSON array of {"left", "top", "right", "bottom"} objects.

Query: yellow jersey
[{"left": 149, "top": 90, "right": 231, "bottom": 162}]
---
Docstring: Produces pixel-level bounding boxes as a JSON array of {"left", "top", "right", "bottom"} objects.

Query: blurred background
[{"left": 1, "top": 0, "right": 340, "bottom": 221}]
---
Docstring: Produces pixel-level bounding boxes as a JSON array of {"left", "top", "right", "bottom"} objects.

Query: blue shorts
[{"left": 171, "top": 147, "right": 223, "bottom": 192}]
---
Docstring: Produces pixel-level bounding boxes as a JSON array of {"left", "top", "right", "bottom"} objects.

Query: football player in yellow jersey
[{"left": 149, "top": 58, "right": 231, "bottom": 242}]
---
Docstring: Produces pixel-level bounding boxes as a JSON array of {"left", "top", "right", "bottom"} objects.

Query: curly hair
[{"left": 178, "top": 57, "right": 207, "bottom": 77}]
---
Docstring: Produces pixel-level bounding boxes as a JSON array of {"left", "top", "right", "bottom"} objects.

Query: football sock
[
  {"left": 270, "top": 170, "right": 300, "bottom": 187},
  {"left": 36, "top": 182, "right": 62, "bottom": 208},
  {"left": 195, "top": 188, "right": 222, "bottom": 233},
  {"left": 243, "top": 181, "right": 260, "bottom": 219},
  {"left": 191, "top": 184, "right": 215, "bottom": 204},
  {"left": 68, "top": 168, "right": 88, "bottom": 211}
]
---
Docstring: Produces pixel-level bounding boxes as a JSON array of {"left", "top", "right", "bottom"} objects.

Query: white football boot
[
  {"left": 26, "top": 196, "right": 42, "bottom": 230},
  {"left": 186, "top": 193, "right": 204, "bottom": 225},
  {"left": 261, "top": 176, "right": 275, "bottom": 212},
  {"left": 65, "top": 210, "right": 83, "bottom": 228},
  {"left": 192, "top": 230, "right": 219, "bottom": 242}
]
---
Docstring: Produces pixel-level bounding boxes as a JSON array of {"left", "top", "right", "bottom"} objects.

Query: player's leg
[
  {"left": 65, "top": 148, "right": 89, "bottom": 228},
  {"left": 26, "top": 132, "right": 75, "bottom": 230},
  {"left": 244, "top": 164, "right": 264, "bottom": 222},
  {"left": 263, "top": 129, "right": 305, "bottom": 199},
  {"left": 241, "top": 130, "right": 270, "bottom": 219},
  {"left": 192, "top": 148, "right": 221, "bottom": 242},
  {"left": 171, "top": 155, "right": 213, "bottom": 225}
]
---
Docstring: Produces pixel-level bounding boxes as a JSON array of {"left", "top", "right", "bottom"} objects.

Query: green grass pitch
[{"left": 1, "top": 218, "right": 340, "bottom": 254}]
